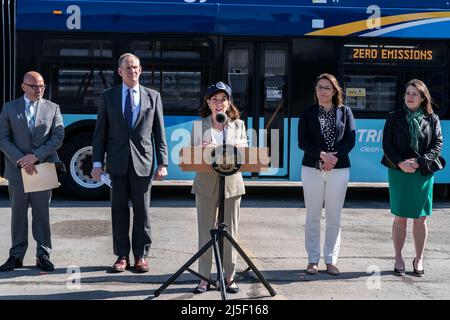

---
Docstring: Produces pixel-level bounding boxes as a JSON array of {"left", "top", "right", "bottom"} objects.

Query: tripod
[
  {"left": 154, "top": 173, "right": 276, "bottom": 300},
  {"left": 154, "top": 115, "right": 276, "bottom": 300}
]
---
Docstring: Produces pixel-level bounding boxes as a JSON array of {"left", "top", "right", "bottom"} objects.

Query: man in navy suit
[{"left": 91, "top": 53, "right": 168, "bottom": 273}]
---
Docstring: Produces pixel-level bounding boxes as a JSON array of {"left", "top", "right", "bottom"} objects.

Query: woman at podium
[{"left": 190, "top": 82, "right": 247, "bottom": 294}]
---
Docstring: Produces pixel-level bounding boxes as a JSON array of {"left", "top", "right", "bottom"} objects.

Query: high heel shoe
[
  {"left": 393, "top": 261, "right": 405, "bottom": 276},
  {"left": 412, "top": 258, "right": 424, "bottom": 277},
  {"left": 393, "top": 266, "right": 406, "bottom": 276}
]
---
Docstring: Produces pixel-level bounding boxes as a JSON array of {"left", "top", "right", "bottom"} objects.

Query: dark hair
[
  {"left": 198, "top": 91, "right": 240, "bottom": 120},
  {"left": 405, "top": 79, "right": 434, "bottom": 115},
  {"left": 314, "top": 73, "right": 344, "bottom": 107}
]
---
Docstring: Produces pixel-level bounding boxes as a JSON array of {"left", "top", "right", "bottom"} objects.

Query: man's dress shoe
[
  {"left": 134, "top": 257, "right": 149, "bottom": 273},
  {"left": 0, "top": 256, "right": 23, "bottom": 272},
  {"left": 36, "top": 255, "right": 55, "bottom": 272}
]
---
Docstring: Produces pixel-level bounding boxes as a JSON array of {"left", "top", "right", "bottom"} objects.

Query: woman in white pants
[{"left": 298, "top": 73, "right": 356, "bottom": 275}]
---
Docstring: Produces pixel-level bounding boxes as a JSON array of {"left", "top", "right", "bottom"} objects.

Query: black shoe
[
  {"left": 0, "top": 256, "right": 23, "bottom": 272},
  {"left": 393, "top": 266, "right": 406, "bottom": 276},
  {"left": 412, "top": 259, "right": 424, "bottom": 277},
  {"left": 36, "top": 255, "right": 54, "bottom": 272},
  {"left": 193, "top": 282, "right": 211, "bottom": 294},
  {"left": 226, "top": 282, "right": 239, "bottom": 294}
]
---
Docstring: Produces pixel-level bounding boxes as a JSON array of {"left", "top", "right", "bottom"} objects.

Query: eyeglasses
[
  {"left": 316, "top": 86, "right": 333, "bottom": 92},
  {"left": 23, "top": 83, "right": 46, "bottom": 90}
]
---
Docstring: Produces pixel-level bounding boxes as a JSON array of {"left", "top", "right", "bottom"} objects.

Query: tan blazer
[{"left": 191, "top": 116, "right": 247, "bottom": 199}]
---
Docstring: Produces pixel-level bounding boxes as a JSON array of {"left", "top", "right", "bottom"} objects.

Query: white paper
[{"left": 100, "top": 173, "right": 112, "bottom": 188}]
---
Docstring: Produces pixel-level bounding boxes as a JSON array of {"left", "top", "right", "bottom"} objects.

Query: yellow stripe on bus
[{"left": 306, "top": 11, "right": 450, "bottom": 36}]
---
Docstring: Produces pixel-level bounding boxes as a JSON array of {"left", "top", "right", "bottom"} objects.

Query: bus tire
[{"left": 59, "top": 132, "right": 109, "bottom": 199}]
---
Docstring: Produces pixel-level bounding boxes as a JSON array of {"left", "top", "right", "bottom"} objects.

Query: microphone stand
[
  {"left": 215, "top": 117, "right": 227, "bottom": 297},
  {"left": 217, "top": 118, "right": 226, "bottom": 270}
]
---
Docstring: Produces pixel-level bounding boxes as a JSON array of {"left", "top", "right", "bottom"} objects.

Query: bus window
[
  {"left": 43, "top": 39, "right": 113, "bottom": 57},
  {"left": 49, "top": 65, "right": 114, "bottom": 114},
  {"left": 226, "top": 47, "right": 251, "bottom": 114},
  {"left": 343, "top": 72, "right": 397, "bottom": 112},
  {"left": 132, "top": 39, "right": 211, "bottom": 113},
  {"left": 131, "top": 39, "right": 209, "bottom": 60},
  {"left": 42, "top": 39, "right": 114, "bottom": 113},
  {"left": 140, "top": 69, "right": 202, "bottom": 113}
]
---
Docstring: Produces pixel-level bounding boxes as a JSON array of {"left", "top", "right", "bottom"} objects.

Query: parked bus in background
[{"left": 1, "top": 0, "right": 449, "bottom": 198}]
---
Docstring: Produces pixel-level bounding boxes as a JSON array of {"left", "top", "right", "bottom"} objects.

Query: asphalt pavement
[{"left": 0, "top": 186, "right": 449, "bottom": 301}]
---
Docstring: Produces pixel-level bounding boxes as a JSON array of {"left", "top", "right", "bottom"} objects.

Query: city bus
[{"left": 1, "top": 0, "right": 449, "bottom": 198}]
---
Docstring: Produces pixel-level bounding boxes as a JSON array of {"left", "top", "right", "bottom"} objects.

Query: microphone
[
  {"left": 215, "top": 112, "right": 227, "bottom": 146},
  {"left": 216, "top": 112, "right": 227, "bottom": 124}
]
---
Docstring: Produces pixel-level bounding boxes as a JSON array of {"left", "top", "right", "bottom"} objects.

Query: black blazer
[
  {"left": 92, "top": 85, "right": 168, "bottom": 177},
  {"left": 381, "top": 108, "right": 442, "bottom": 169},
  {"left": 298, "top": 105, "right": 356, "bottom": 168}
]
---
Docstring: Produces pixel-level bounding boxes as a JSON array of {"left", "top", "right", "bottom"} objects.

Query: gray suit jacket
[
  {"left": 191, "top": 116, "right": 247, "bottom": 199},
  {"left": 0, "top": 97, "right": 64, "bottom": 182},
  {"left": 92, "top": 85, "right": 168, "bottom": 176}
]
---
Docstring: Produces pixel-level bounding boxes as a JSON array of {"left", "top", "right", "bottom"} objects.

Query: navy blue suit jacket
[{"left": 298, "top": 105, "right": 356, "bottom": 168}]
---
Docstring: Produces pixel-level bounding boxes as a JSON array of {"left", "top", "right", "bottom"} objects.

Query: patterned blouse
[{"left": 318, "top": 106, "right": 337, "bottom": 152}]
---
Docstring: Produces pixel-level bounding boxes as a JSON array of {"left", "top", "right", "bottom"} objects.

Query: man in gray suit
[
  {"left": 91, "top": 53, "right": 168, "bottom": 273},
  {"left": 0, "top": 71, "right": 64, "bottom": 272}
]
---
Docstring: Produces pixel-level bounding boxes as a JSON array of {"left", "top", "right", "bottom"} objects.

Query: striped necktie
[{"left": 25, "top": 101, "right": 36, "bottom": 130}]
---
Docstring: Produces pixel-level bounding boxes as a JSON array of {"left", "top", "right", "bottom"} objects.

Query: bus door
[{"left": 224, "top": 42, "right": 289, "bottom": 178}]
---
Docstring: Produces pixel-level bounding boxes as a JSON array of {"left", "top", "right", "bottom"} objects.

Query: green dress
[{"left": 388, "top": 168, "right": 434, "bottom": 218}]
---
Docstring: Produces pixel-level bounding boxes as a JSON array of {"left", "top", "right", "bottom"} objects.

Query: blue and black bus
[{"left": 1, "top": 0, "right": 449, "bottom": 198}]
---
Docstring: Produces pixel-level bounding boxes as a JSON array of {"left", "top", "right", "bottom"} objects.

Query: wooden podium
[
  {"left": 179, "top": 146, "right": 270, "bottom": 174},
  {"left": 154, "top": 145, "right": 276, "bottom": 300}
]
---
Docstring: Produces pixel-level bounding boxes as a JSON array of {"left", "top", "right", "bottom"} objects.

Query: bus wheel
[{"left": 59, "top": 133, "right": 109, "bottom": 199}]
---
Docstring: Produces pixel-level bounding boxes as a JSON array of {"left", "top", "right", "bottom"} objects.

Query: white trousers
[{"left": 301, "top": 166, "right": 349, "bottom": 265}]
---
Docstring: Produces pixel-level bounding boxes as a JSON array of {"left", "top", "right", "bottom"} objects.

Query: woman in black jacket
[
  {"left": 382, "top": 79, "right": 443, "bottom": 277},
  {"left": 298, "top": 73, "right": 355, "bottom": 276}
]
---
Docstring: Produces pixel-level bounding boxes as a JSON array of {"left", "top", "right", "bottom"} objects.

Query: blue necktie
[
  {"left": 124, "top": 89, "right": 133, "bottom": 129},
  {"left": 25, "top": 102, "right": 36, "bottom": 130}
]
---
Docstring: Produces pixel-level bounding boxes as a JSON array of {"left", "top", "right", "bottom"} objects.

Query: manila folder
[{"left": 21, "top": 162, "right": 59, "bottom": 193}]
